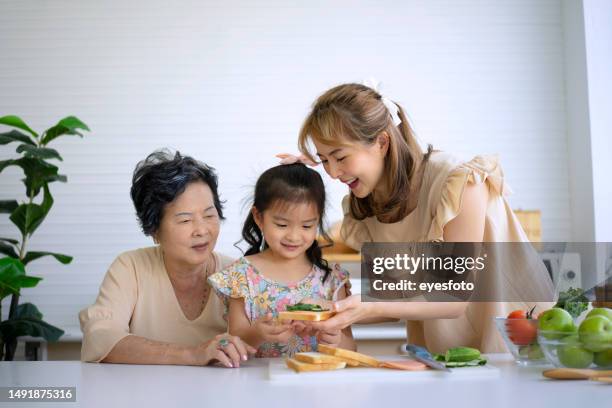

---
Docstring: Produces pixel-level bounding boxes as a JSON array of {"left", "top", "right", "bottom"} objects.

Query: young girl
[
  {"left": 208, "top": 163, "right": 355, "bottom": 357},
  {"left": 292, "top": 82, "right": 555, "bottom": 353}
]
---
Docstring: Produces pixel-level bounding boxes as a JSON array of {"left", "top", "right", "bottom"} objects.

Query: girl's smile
[{"left": 253, "top": 201, "right": 320, "bottom": 261}]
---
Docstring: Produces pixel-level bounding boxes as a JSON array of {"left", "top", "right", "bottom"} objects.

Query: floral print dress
[{"left": 208, "top": 257, "right": 350, "bottom": 357}]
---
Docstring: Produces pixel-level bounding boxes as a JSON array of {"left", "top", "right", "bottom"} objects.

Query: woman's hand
[
  {"left": 276, "top": 153, "right": 318, "bottom": 167},
  {"left": 191, "top": 334, "right": 256, "bottom": 368},
  {"left": 309, "top": 294, "right": 373, "bottom": 332},
  {"left": 253, "top": 313, "right": 294, "bottom": 344}
]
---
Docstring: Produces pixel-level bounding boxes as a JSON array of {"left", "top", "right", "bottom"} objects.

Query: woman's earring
[{"left": 261, "top": 236, "right": 266, "bottom": 251}]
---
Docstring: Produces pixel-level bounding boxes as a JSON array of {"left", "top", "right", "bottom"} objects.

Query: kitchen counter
[{"left": 0, "top": 354, "right": 605, "bottom": 408}]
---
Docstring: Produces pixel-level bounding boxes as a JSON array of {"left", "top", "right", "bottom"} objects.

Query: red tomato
[
  {"left": 505, "top": 319, "right": 537, "bottom": 345},
  {"left": 505, "top": 306, "right": 537, "bottom": 345},
  {"left": 507, "top": 310, "right": 527, "bottom": 319}
]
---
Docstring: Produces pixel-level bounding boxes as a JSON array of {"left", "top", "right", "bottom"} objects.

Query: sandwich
[{"left": 278, "top": 302, "right": 335, "bottom": 321}]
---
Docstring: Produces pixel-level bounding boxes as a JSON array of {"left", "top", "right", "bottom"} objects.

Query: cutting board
[{"left": 268, "top": 355, "right": 500, "bottom": 382}]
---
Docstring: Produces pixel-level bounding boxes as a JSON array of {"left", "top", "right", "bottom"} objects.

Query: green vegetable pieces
[
  {"left": 285, "top": 303, "right": 328, "bottom": 312},
  {"left": 432, "top": 347, "right": 487, "bottom": 368},
  {"left": 554, "top": 287, "right": 589, "bottom": 319}
]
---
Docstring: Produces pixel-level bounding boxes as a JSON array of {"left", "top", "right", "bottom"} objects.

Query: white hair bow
[{"left": 362, "top": 77, "right": 402, "bottom": 127}]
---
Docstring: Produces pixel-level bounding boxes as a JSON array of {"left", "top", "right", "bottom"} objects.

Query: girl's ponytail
[
  {"left": 307, "top": 230, "right": 332, "bottom": 283},
  {"left": 241, "top": 211, "right": 265, "bottom": 256}
]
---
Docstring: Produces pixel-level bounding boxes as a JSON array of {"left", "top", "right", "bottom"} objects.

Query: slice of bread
[
  {"left": 286, "top": 358, "right": 346, "bottom": 372},
  {"left": 294, "top": 352, "right": 354, "bottom": 366},
  {"left": 278, "top": 310, "right": 335, "bottom": 321},
  {"left": 317, "top": 344, "right": 381, "bottom": 367},
  {"left": 380, "top": 360, "right": 428, "bottom": 371}
]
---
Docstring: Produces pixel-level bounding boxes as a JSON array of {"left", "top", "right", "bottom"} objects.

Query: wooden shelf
[{"left": 322, "top": 253, "right": 361, "bottom": 263}]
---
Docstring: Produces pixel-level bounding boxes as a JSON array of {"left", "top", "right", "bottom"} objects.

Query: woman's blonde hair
[{"left": 298, "top": 83, "right": 432, "bottom": 222}]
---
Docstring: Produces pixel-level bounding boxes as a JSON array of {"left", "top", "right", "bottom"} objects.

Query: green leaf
[
  {"left": 13, "top": 275, "right": 42, "bottom": 289},
  {"left": 16, "top": 144, "right": 63, "bottom": 161},
  {"left": 41, "top": 116, "right": 89, "bottom": 146},
  {"left": 15, "top": 302, "right": 43, "bottom": 320},
  {"left": 9, "top": 185, "right": 53, "bottom": 237},
  {"left": 0, "top": 158, "right": 17, "bottom": 173},
  {"left": 0, "top": 256, "right": 25, "bottom": 278},
  {"left": 0, "top": 238, "right": 19, "bottom": 245},
  {"left": 0, "top": 115, "right": 39, "bottom": 138},
  {"left": 0, "top": 257, "right": 42, "bottom": 301},
  {"left": 0, "top": 157, "right": 64, "bottom": 197},
  {"left": 0, "top": 317, "right": 64, "bottom": 342},
  {"left": 0, "top": 200, "right": 18, "bottom": 213},
  {"left": 22, "top": 251, "right": 72, "bottom": 266},
  {"left": 0, "top": 130, "right": 36, "bottom": 146},
  {"left": 0, "top": 242, "right": 18, "bottom": 258},
  {"left": 19, "top": 158, "right": 61, "bottom": 197}
]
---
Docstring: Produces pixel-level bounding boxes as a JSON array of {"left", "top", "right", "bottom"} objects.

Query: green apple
[
  {"left": 593, "top": 349, "right": 612, "bottom": 368},
  {"left": 579, "top": 316, "right": 612, "bottom": 352},
  {"left": 527, "top": 344, "right": 545, "bottom": 360},
  {"left": 557, "top": 335, "right": 594, "bottom": 368},
  {"left": 518, "top": 344, "right": 544, "bottom": 360},
  {"left": 586, "top": 307, "right": 612, "bottom": 322},
  {"left": 538, "top": 308, "right": 576, "bottom": 339}
]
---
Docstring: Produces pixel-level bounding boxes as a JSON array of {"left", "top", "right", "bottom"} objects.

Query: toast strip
[
  {"left": 286, "top": 358, "right": 346, "bottom": 372},
  {"left": 294, "top": 352, "right": 346, "bottom": 365},
  {"left": 317, "top": 344, "right": 381, "bottom": 367},
  {"left": 278, "top": 310, "right": 335, "bottom": 321}
]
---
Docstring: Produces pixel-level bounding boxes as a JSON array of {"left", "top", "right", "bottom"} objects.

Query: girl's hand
[
  {"left": 316, "top": 328, "right": 343, "bottom": 347},
  {"left": 290, "top": 320, "right": 312, "bottom": 337},
  {"left": 192, "top": 334, "right": 257, "bottom": 368},
  {"left": 254, "top": 313, "right": 294, "bottom": 343}
]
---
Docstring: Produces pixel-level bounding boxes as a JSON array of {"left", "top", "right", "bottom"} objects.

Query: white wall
[
  {"left": 583, "top": 0, "right": 612, "bottom": 284},
  {"left": 0, "top": 0, "right": 574, "bottom": 329},
  {"left": 562, "top": 0, "right": 595, "bottom": 243},
  {"left": 583, "top": 0, "right": 612, "bottom": 243}
]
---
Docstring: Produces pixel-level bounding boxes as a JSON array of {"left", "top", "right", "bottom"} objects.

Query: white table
[{"left": 0, "top": 354, "right": 607, "bottom": 408}]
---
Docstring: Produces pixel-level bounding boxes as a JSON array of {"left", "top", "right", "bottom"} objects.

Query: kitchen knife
[{"left": 401, "top": 343, "right": 452, "bottom": 372}]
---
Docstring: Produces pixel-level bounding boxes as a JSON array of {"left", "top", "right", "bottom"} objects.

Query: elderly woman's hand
[{"left": 191, "top": 334, "right": 256, "bottom": 368}]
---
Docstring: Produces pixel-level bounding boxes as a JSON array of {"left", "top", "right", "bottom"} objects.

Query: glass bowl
[
  {"left": 538, "top": 330, "right": 612, "bottom": 369},
  {"left": 494, "top": 317, "right": 548, "bottom": 366}
]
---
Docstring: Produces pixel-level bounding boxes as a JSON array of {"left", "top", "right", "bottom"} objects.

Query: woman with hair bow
[{"left": 280, "top": 81, "right": 555, "bottom": 354}]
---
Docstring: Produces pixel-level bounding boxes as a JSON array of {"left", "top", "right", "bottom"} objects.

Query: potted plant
[{"left": 0, "top": 115, "right": 90, "bottom": 360}]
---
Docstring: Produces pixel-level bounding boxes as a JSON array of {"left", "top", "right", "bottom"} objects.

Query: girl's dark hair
[
  {"left": 240, "top": 163, "right": 333, "bottom": 281},
  {"left": 130, "top": 149, "right": 225, "bottom": 236}
]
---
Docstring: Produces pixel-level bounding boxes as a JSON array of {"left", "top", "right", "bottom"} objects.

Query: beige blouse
[
  {"left": 79, "top": 246, "right": 234, "bottom": 362},
  {"left": 340, "top": 152, "right": 555, "bottom": 353}
]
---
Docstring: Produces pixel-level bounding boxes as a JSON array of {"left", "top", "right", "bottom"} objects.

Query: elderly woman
[{"left": 79, "top": 150, "right": 255, "bottom": 367}]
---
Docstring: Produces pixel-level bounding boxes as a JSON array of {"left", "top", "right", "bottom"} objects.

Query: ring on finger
[{"left": 218, "top": 338, "right": 229, "bottom": 348}]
